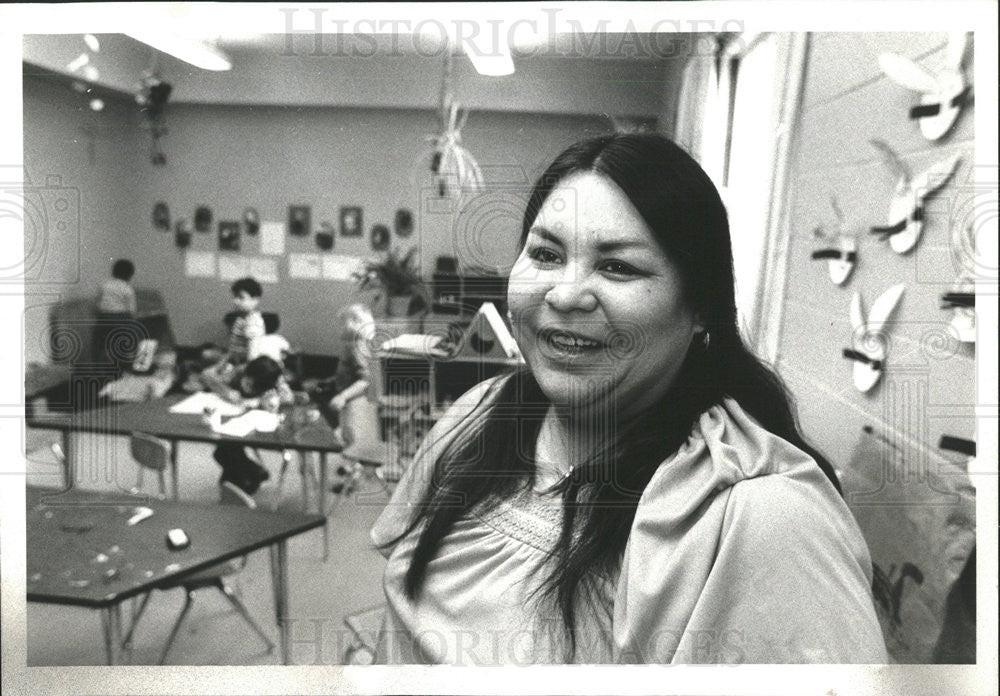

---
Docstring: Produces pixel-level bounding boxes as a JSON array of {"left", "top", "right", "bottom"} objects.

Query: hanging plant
[
  {"left": 425, "top": 46, "right": 484, "bottom": 201},
  {"left": 135, "top": 71, "right": 172, "bottom": 166}
]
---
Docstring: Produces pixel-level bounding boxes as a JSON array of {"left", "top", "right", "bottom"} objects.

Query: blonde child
[{"left": 311, "top": 304, "right": 375, "bottom": 428}]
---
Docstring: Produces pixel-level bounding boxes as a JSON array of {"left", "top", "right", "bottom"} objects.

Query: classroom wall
[
  {"left": 21, "top": 73, "right": 147, "bottom": 364},
  {"left": 774, "top": 33, "right": 976, "bottom": 662},
  {"left": 777, "top": 31, "right": 975, "bottom": 471},
  {"left": 22, "top": 34, "right": 681, "bottom": 358},
  {"left": 122, "top": 102, "right": 608, "bottom": 354}
]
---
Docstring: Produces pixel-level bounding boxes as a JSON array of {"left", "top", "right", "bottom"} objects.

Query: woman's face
[{"left": 507, "top": 172, "right": 701, "bottom": 419}]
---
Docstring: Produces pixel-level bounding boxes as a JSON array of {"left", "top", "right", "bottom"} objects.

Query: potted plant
[{"left": 353, "top": 247, "right": 429, "bottom": 317}]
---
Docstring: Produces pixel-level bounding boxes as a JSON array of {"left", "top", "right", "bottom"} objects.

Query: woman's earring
[{"left": 700, "top": 330, "right": 711, "bottom": 350}]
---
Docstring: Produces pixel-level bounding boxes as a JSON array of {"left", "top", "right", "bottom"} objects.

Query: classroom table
[
  {"left": 27, "top": 394, "right": 345, "bottom": 559},
  {"left": 26, "top": 485, "right": 324, "bottom": 665}
]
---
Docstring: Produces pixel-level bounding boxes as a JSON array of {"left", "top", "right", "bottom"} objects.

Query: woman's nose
[{"left": 543, "top": 270, "right": 598, "bottom": 313}]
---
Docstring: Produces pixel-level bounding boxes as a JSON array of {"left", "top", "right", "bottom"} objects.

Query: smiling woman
[{"left": 371, "top": 133, "right": 887, "bottom": 664}]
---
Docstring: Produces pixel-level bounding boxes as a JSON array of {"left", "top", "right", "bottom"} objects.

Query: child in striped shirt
[{"left": 226, "top": 277, "right": 266, "bottom": 365}]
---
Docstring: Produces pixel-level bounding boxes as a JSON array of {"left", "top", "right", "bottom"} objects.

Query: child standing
[
  {"left": 94, "top": 259, "right": 138, "bottom": 375},
  {"left": 202, "top": 355, "right": 294, "bottom": 494},
  {"left": 226, "top": 277, "right": 266, "bottom": 365},
  {"left": 312, "top": 304, "right": 375, "bottom": 432}
]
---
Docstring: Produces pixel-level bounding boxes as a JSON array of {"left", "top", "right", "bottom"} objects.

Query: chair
[
  {"left": 129, "top": 432, "right": 171, "bottom": 497},
  {"left": 121, "top": 480, "right": 275, "bottom": 664},
  {"left": 331, "top": 350, "right": 419, "bottom": 499},
  {"left": 270, "top": 448, "right": 320, "bottom": 513},
  {"left": 49, "top": 432, "right": 172, "bottom": 497}
]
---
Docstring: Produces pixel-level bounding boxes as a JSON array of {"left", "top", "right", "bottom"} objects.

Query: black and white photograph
[{"left": 1, "top": 3, "right": 996, "bottom": 696}]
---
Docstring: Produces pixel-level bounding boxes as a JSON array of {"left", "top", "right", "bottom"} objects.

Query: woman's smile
[{"left": 537, "top": 327, "right": 605, "bottom": 362}]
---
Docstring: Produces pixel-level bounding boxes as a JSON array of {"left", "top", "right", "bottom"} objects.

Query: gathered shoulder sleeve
[
  {"left": 705, "top": 475, "right": 886, "bottom": 662},
  {"left": 614, "top": 400, "right": 887, "bottom": 664},
  {"left": 369, "top": 375, "right": 506, "bottom": 557},
  {"left": 616, "top": 470, "right": 886, "bottom": 663}
]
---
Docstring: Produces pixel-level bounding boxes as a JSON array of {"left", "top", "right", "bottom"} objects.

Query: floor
[{"left": 23, "top": 428, "right": 391, "bottom": 666}]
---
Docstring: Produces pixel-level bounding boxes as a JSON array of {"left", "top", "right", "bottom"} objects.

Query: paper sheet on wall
[
  {"left": 288, "top": 253, "right": 322, "bottom": 279},
  {"left": 322, "top": 254, "right": 363, "bottom": 281},
  {"left": 247, "top": 256, "right": 279, "bottom": 284},
  {"left": 260, "top": 221, "right": 285, "bottom": 255},
  {"left": 218, "top": 255, "right": 250, "bottom": 281},
  {"left": 184, "top": 251, "right": 216, "bottom": 278}
]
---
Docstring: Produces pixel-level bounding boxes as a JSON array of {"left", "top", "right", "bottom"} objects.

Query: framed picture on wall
[
  {"left": 243, "top": 207, "right": 260, "bottom": 236},
  {"left": 152, "top": 201, "right": 170, "bottom": 231},
  {"left": 194, "top": 206, "right": 212, "bottom": 232},
  {"left": 218, "top": 220, "right": 241, "bottom": 251},
  {"left": 316, "top": 221, "right": 335, "bottom": 251},
  {"left": 340, "top": 206, "right": 363, "bottom": 237},
  {"left": 371, "top": 223, "right": 390, "bottom": 251},
  {"left": 288, "top": 205, "right": 311, "bottom": 237},
  {"left": 394, "top": 208, "right": 414, "bottom": 237}
]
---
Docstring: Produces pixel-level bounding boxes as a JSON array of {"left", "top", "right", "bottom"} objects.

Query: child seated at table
[
  {"left": 225, "top": 277, "right": 266, "bottom": 365},
  {"left": 255, "top": 312, "right": 292, "bottom": 365},
  {"left": 202, "top": 355, "right": 294, "bottom": 494}
]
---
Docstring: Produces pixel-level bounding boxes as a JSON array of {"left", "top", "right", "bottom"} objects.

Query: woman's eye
[
  {"left": 599, "top": 260, "right": 640, "bottom": 277},
  {"left": 528, "top": 247, "right": 561, "bottom": 265}
]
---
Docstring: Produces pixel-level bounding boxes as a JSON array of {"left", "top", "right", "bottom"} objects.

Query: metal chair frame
[{"left": 121, "top": 480, "right": 275, "bottom": 664}]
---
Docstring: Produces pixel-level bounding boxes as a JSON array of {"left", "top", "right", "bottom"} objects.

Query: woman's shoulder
[{"left": 370, "top": 374, "right": 508, "bottom": 551}]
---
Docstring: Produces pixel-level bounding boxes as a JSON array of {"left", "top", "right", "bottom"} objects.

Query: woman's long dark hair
[{"left": 384, "top": 134, "right": 839, "bottom": 659}]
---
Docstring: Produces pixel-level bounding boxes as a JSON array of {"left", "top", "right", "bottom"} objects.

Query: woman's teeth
[{"left": 547, "top": 332, "right": 600, "bottom": 351}]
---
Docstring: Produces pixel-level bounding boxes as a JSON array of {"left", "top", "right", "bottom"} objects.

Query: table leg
[
  {"left": 299, "top": 452, "right": 309, "bottom": 513},
  {"left": 100, "top": 604, "right": 122, "bottom": 665},
  {"left": 270, "top": 540, "right": 291, "bottom": 664},
  {"left": 62, "top": 430, "right": 74, "bottom": 489},
  {"left": 169, "top": 440, "right": 179, "bottom": 500},
  {"left": 319, "top": 453, "right": 329, "bottom": 562}
]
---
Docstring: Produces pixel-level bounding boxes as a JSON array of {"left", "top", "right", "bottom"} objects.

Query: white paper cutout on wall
[
  {"left": 878, "top": 32, "right": 970, "bottom": 141},
  {"left": 218, "top": 255, "right": 250, "bottom": 282},
  {"left": 843, "top": 283, "right": 905, "bottom": 392},
  {"left": 870, "top": 140, "right": 962, "bottom": 254},
  {"left": 248, "top": 256, "right": 279, "bottom": 284},
  {"left": 810, "top": 197, "right": 858, "bottom": 285},
  {"left": 184, "top": 250, "right": 216, "bottom": 278},
  {"left": 260, "top": 221, "right": 285, "bottom": 256},
  {"left": 288, "top": 253, "right": 322, "bottom": 279},
  {"left": 322, "top": 254, "right": 363, "bottom": 281}
]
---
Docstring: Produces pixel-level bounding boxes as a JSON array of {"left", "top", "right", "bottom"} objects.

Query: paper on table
[
  {"left": 288, "top": 253, "right": 322, "bottom": 279},
  {"left": 169, "top": 392, "right": 244, "bottom": 417},
  {"left": 184, "top": 251, "right": 216, "bottom": 278},
  {"left": 247, "top": 256, "right": 279, "bottom": 284},
  {"left": 322, "top": 254, "right": 363, "bottom": 281},
  {"left": 218, "top": 255, "right": 250, "bottom": 282},
  {"left": 212, "top": 410, "right": 280, "bottom": 437},
  {"left": 260, "top": 221, "right": 285, "bottom": 255}
]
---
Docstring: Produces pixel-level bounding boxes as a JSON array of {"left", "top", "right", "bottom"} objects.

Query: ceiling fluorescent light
[
  {"left": 125, "top": 31, "right": 232, "bottom": 71},
  {"left": 465, "top": 45, "right": 514, "bottom": 76},
  {"left": 461, "top": 33, "right": 514, "bottom": 76}
]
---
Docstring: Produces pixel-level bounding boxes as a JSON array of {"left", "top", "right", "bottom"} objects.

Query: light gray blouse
[{"left": 371, "top": 378, "right": 888, "bottom": 664}]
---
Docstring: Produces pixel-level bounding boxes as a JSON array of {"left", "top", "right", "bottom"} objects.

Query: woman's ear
[{"left": 691, "top": 312, "right": 705, "bottom": 336}]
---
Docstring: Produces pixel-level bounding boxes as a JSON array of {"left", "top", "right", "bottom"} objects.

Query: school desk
[
  {"left": 27, "top": 394, "right": 345, "bottom": 559},
  {"left": 26, "top": 485, "right": 324, "bottom": 665}
]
